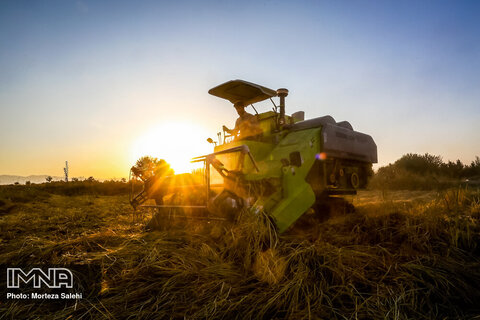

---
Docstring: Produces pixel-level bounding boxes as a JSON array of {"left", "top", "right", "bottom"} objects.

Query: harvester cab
[{"left": 130, "top": 80, "right": 377, "bottom": 233}]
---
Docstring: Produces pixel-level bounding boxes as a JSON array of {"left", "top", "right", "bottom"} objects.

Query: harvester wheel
[
  {"left": 329, "top": 173, "right": 336, "bottom": 184},
  {"left": 285, "top": 195, "right": 357, "bottom": 237},
  {"left": 313, "top": 196, "right": 355, "bottom": 221},
  {"left": 350, "top": 172, "right": 359, "bottom": 189}
]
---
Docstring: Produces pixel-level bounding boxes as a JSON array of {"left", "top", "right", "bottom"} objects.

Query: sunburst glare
[{"left": 130, "top": 121, "right": 213, "bottom": 173}]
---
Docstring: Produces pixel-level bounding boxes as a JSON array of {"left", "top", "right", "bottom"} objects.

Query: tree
[
  {"left": 395, "top": 153, "right": 443, "bottom": 175},
  {"left": 465, "top": 156, "right": 480, "bottom": 178},
  {"left": 444, "top": 160, "right": 464, "bottom": 178},
  {"left": 25, "top": 181, "right": 31, "bottom": 185},
  {"left": 131, "top": 156, "right": 174, "bottom": 181},
  {"left": 45, "top": 176, "right": 53, "bottom": 183}
]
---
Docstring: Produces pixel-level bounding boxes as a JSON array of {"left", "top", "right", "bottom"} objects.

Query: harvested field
[{"left": 1, "top": 187, "right": 480, "bottom": 319}]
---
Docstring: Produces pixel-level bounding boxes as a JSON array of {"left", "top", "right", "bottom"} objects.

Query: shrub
[{"left": 370, "top": 153, "right": 480, "bottom": 190}]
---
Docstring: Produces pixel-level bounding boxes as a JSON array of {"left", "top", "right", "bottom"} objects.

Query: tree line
[{"left": 370, "top": 153, "right": 480, "bottom": 190}]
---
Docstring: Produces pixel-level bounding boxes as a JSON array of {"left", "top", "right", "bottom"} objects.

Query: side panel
[
  {"left": 256, "top": 128, "right": 321, "bottom": 232},
  {"left": 271, "top": 167, "right": 316, "bottom": 233}
]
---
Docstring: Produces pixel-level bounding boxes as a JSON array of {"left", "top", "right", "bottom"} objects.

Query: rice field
[{"left": 1, "top": 186, "right": 479, "bottom": 319}]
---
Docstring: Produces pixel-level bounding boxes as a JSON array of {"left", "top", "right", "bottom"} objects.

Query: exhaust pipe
[{"left": 277, "top": 88, "right": 289, "bottom": 126}]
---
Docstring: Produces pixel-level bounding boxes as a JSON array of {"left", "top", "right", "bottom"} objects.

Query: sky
[{"left": 0, "top": 0, "right": 479, "bottom": 179}]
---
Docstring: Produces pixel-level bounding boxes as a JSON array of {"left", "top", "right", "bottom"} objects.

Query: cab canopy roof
[{"left": 208, "top": 80, "right": 277, "bottom": 106}]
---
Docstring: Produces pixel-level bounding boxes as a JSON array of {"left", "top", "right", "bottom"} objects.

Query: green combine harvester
[{"left": 130, "top": 80, "right": 377, "bottom": 233}]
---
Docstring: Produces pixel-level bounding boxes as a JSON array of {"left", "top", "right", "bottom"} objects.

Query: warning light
[{"left": 315, "top": 152, "right": 327, "bottom": 160}]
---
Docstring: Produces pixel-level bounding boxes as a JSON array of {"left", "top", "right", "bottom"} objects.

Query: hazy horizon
[{"left": 1, "top": 1, "right": 479, "bottom": 179}]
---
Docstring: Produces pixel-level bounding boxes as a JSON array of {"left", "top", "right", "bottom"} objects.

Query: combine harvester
[{"left": 130, "top": 80, "right": 377, "bottom": 233}]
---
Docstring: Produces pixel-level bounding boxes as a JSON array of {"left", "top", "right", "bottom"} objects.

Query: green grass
[{"left": 1, "top": 187, "right": 479, "bottom": 319}]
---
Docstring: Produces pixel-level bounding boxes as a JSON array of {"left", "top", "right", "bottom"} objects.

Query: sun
[{"left": 130, "top": 121, "right": 213, "bottom": 174}]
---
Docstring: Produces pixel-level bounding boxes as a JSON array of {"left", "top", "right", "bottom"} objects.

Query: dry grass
[{"left": 1, "top": 187, "right": 480, "bottom": 319}]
